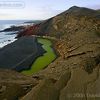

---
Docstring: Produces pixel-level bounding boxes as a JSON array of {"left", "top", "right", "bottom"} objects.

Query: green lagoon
[{"left": 22, "top": 38, "right": 56, "bottom": 75}]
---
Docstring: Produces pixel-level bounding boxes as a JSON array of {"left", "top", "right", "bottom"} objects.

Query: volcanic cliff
[{"left": 17, "top": 6, "right": 100, "bottom": 38}]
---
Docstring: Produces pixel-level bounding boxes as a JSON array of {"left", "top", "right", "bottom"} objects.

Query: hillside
[{"left": 17, "top": 6, "right": 100, "bottom": 38}]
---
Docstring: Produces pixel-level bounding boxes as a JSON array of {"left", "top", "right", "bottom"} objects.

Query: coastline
[{"left": 0, "top": 36, "right": 45, "bottom": 72}]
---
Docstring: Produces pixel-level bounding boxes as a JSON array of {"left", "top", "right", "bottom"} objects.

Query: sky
[{"left": 0, "top": 0, "right": 100, "bottom": 20}]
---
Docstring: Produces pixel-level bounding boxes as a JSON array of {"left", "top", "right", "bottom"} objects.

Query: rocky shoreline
[{"left": 0, "top": 25, "right": 25, "bottom": 32}]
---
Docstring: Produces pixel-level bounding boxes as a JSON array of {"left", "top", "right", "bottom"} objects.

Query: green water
[{"left": 22, "top": 38, "right": 56, "bottom": 75}]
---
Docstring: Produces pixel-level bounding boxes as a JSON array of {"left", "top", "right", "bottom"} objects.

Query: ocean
[{"left": 0, "top": 20, "right": 33, "bottom": 48}]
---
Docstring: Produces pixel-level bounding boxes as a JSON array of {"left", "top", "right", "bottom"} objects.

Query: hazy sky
[{"left": 0, "top": 0, "right": 100, "bottom": 20}]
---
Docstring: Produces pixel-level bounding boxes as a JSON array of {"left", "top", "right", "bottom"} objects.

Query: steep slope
[
  {"left": 17, "top": 6, "right": 100, "bottom": 38},
  {"left": 0, "top": 69, "right": 38, "bottom": 100},
  {"left": 37, "top": 6, "right": 100, "bottom": 37}
]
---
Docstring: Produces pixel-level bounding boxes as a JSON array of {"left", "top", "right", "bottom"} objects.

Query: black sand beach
[{"left": 0, "top": 36, "right": 45, "bottom": 71}]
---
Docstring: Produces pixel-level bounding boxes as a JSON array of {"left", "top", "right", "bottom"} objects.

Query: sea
[{"left": 0, "top": 20, "right": 34, "bottom": 48}]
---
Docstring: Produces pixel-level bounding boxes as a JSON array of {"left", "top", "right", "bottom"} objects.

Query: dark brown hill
[{"left": 17, "top": 6, "right": 100, "bottom": 38}]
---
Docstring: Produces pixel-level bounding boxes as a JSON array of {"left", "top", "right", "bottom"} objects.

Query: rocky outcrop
[
  {"left": 0, "top": 69, "right": 38, "bottom": 100},
  {"left": 16, "top": 24, "right": 41, "bottom": 38},
  {"left": 0, "top": 26, "right": 25, "bottom": 32},
  {"left": 21, "top": 69, "right": 71, "bottom": 100}
]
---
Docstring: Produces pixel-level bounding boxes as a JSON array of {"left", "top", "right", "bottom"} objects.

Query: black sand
[{"left": 0, "top": 36, "right": 45, "bottom": 71}]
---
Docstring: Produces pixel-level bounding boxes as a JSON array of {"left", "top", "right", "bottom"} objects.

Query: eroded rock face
[
  {"left": 0, "top": 69, "right": 38, "bottom": 100},
  {"left": 21, "top": 70, "right": 71, "bottom": 100}
]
